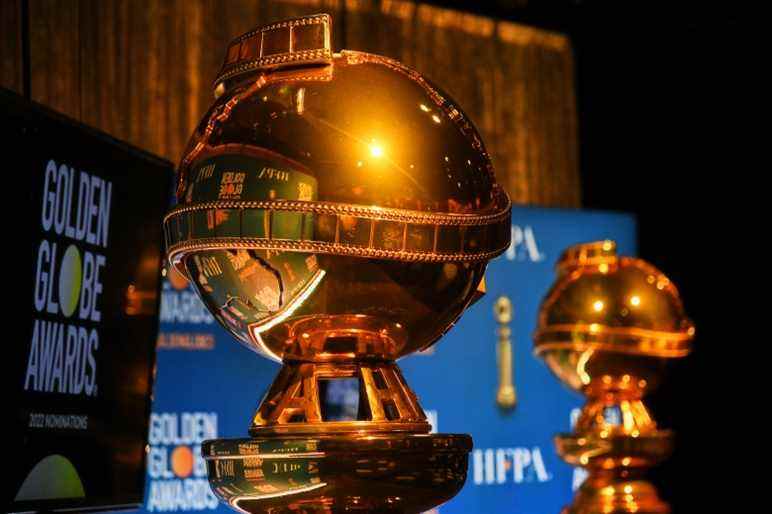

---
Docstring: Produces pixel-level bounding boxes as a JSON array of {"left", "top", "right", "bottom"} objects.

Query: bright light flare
[{"left": 369, "top": 142, "right": 384, "bottom": 158}]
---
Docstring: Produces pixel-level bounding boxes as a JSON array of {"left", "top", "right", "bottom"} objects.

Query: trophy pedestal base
[
  {"left": 556, "top": 432, "right": 673, "bottom": 514},
  {"left": 202, "top": 433, "right": 471, "bottom": 514},
  {"left": 563, "top": 476, "right": 670, "bottom": 514}
]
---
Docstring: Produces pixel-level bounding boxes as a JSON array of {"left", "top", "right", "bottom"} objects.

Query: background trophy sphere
[
  {"left": 534, "top": 240, "right": 694, "bottom": 514},
  {"left": 163, "top": 13, "right": 510, "bottom": 514}
]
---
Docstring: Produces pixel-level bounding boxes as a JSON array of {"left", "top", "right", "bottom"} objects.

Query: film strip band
[
  {"left": 164, "top": 197, "right": 512, "bottom": 265},
  {"left": 215, "top": 13, "right": 333, "bottom": 93}
]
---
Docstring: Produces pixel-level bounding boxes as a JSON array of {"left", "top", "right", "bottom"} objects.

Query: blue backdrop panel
[
  {"left": 400, "top": 206, "right": 636, "bottom": 514},
  {"left": 137, "top": 280, "right": 279, "bottom": 513},
  {"left": 133, "top": 206, "right": 635, "bottom": 514}
]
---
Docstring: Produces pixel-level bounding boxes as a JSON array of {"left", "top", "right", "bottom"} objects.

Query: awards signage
[{"left": 8, "top": 89, "right": 171, "bottom": 512}]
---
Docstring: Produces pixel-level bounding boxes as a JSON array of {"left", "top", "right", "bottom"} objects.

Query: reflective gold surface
[
  {"left": 203, "top": 434, "right": 471, "bottom": 514},
  {"left": 533, "top": 241, "right": 694, "bottom": 514},
  {"left": 164, "top": 13, "right": 509, "bottom": 514}
]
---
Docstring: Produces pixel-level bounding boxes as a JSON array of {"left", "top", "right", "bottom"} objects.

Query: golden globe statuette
[
  {"left": 163, "top": 14, "right": 511, "bottom": 513},
  {"left": 533, "top": 241, "right": 694, "bottom": 514}
]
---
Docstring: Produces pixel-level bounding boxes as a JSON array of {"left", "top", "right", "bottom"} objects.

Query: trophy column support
[
  {"left": 200, "top": 358, "right": 472, "bottom": 513},
  {"left": 250, "top": 360, "right": 432, "bottom": 436},
  {"left": 554, "top": 378, "right": 675, "bottom": 514},
  {"left": 201, "top": 357, "right": 472, "bottom": 513}
]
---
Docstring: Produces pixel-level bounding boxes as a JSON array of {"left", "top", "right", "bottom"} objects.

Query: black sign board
[{"left": 5, "top": 88, "right": 172, "bottom": 512}]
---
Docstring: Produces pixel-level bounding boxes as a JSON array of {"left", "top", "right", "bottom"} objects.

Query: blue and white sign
[
  {"left": 137, "top": 274, "right": 278, "bottom": 513},
  {"left": 400, "top": 206, "right": 636, "bottom": 514}
]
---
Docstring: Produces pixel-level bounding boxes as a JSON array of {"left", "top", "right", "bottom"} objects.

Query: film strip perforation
[
  {"left": 164, "top": 200, "right": 510, "bottom": 263},
  {"left": 215, "top": 14, "right": 333, "bottom": 89},
  {"left": 164, "top": 196, "right": 510, "bottom": 227}
]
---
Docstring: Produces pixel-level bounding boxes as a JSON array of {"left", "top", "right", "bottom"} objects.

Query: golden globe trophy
[
  {"left": 162, "top": 14, "right": 511, "bottom": 514},
  {"left": 533, "top": 241, "right": 694, "bottom": 514}
]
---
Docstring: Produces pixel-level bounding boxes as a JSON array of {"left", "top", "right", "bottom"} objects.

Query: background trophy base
[
  {"left": 203, "top": 433, "right": 471, "bottom": 514},
  {"left": 556, "top": 431, "right": 673, "bottom": 514},
  {"left": 562, "top": 477, "right": 670, "bottom": 514}
]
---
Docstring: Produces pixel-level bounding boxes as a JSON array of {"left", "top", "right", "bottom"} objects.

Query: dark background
[{"left": 431, "top": 1, "right": 747, "bottom": 511}]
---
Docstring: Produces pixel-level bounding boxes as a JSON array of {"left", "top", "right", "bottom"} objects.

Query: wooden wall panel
[
  {"left": 28, "top": 0, "right": 81, "bottom": 119},
  {"left": 0, "top": 0, "right": 23, "bottom": 94},
  {"left": 1, "top": 0, "right": 580, "bottom": 206}
]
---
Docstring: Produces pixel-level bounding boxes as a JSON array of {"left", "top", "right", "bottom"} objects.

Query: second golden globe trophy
[
  {"left": 163, "top": 14, "right": 511, "bottom": 513},
  {"left": 534, "top": 241, "right": 694, "bottom": 514}
]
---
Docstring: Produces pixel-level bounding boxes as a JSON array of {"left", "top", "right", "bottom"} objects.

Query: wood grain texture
[
  {"left": 3, "top": 0, "right": 579, "bottom": 206},
  {"left": 28, "top": 0, "right": 81, "bottom": 119},
  {"left": 0, "top": 0, "right": 23, "bottom": 94}
]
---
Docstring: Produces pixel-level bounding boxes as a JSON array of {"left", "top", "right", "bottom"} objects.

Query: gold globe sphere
[
  {"left": 164, "top": 34, "right": 510, "bottom": 364},
  {"left": 534, "top": 240, "right": 694, "bottom": 392}
]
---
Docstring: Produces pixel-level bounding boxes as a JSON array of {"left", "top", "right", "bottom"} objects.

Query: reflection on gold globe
[
  {"left": 163, "top": 14, "right": 510, "bottom": 514},
  {"left": 534, "top": 241, "right": 694, "bottom": 514}
]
